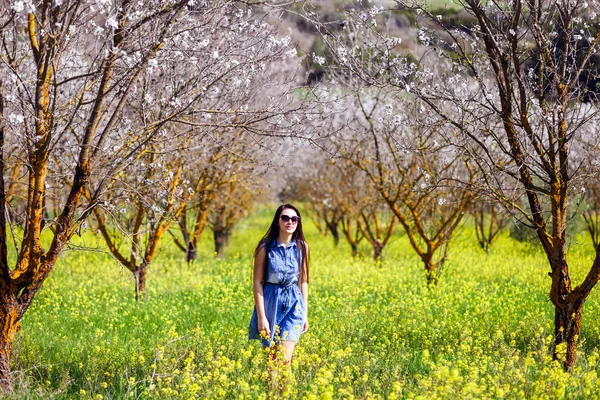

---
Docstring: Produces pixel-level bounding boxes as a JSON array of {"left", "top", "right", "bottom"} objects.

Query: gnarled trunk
[
  {"left": 477, "top": 236, "right": 491, "bottom": 254},
  {"left": 544, "top": 237, "right": 594, "bottom": 370},
  {"left": 546, "top": 245, "right": 585, "bottom": 370},
  {"left": 422, "top": 251, "right": 443, "bottom": 287},
  {"left": 350, "top": 243, "right": 358, "bottom": 258},
  {"left": 134, "top": 267, "right": 147, "bottom": 302},
  {"left": 214, "top": 227, "right": 232, "bottom": 259},
  {"left": 420, "top": 246, "right": 447, "bottom": 287},
  {"left": 554, "top": 302, "right": 583, "bottom": 369},
  {"left": 372, "top": 243, "right": 383, "bottom": 262},
  {"left": 326, "top": 221, "right": 340, "bottom": 246},
  {"left": 424, "top": 262, "right": 439, "bottom": 286},
  {"left": 0, "top": 294, "right": 21, "bottom": 391},
  {"left": 176, "top": 208, "right": 202, "bottom": 263},
  {"left": 186, "top": 243, "right": 197, "bottom": 263}
]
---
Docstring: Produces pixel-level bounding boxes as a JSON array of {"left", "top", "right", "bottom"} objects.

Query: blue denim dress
[{"left": 249, "top": 240, "right": 306, "bottom": 346}]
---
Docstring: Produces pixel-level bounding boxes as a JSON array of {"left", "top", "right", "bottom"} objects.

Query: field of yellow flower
[{"left": 8, "top": 208, "right": 600, "bottom": 399}]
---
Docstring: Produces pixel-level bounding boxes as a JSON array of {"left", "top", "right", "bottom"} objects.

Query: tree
[
  {"left": 171, "top": 146, "right": 228, "bottom": 264},
  {"left": 335, "top": 160, "right": 368, "bottom": 257},
  {"left": 307, "top": 161, "right": 346, "bottom": 246},
  {"left": 405, "top": 0, "right": 600, "bottom": 369},
  {"left": 333, "top": 158, "right": 392, "bottom": 260},
  {"left": 279, "top": 153, "right": 370, "bottom": 256},
  {"left": 356, "top": 195, "right": 397, "bottom": 262},
  {"left": 340, "top": 212, "right": 364, "bottom": 257},
  {"left": 280, "top": 156, "right": 346, "bottom": 245},
  {"left": 0, "top": 0, "right": 299, "bottom": 388},
  {"left": 471, "top": 200, "right": 506, "bottom": 254},
  {"left": 208, "top": 164, "right": 266, "bottom": 258},
  {"left": 89, "top": 0, "right": 306, "bottom": 296},
  {"left": 0, "top": 0, "right": 194, "bottom": 388},
  {"left": 325, "top": 88, "right": 474, "bottom": 285},
  {"left": 90, "top": 143, "right": 195, "bottom": 300},
  {"left": 316, "top": 0, "right": 600, "bottom": 368}
]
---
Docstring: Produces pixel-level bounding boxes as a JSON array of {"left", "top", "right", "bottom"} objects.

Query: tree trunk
[
  {"left": 424, "top": 259, "right": 439, "bottom": 286},
  {"left": 186, "top": 242, "right": 197, "bottom": 263},
  {"left": 0, "top": 301, "right": 20, "bottom": 391},
  {"left": 554, "top": 302, "right": 583, "bottom": 370},
  {"left": 479, "top": 239, "right": 490, "bottom": 254},
  {"left": 327, "top": 222, "right": 340, "bottom": 246},
  {"left": 546, "top": 241, "right": 582, "bottom": 370},
  {"left": 350, "top": 243, "right": 358, "bottom": 258},
  {"left": 214, "top": 227, "right": 232, "bottom": 259},
  {"left": 475, "top": 212, "right": 491, "bottom": 254},
  {"left": 373, "top": 243, "right": 383, "bottom": 262},
  {"left": 177, "top": 208, "right": 199, "bottom": 263},
  {"left": 545, "top": 239, "right": 600, "bottom": 371},
  {"left": 134, "top": 267, "right": 147, "bottom": 301},
  {"left": 425, "top": 269, "right": 438, "bottom": 286}
]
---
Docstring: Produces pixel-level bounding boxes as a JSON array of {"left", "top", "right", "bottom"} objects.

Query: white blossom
[
  {"left": 8, "top": 113, "right": 25, "bottom": 124},
  {"left": 106, "top": 15, "right": 119, "bottom": 29},
  {"left": 418, "top": 29, "right": 431, "bottom": 47},
  {"left": 313, "top": 53, "right": 326, "bottom": 66},
  {"left": 11, "top": 1, "right": 24, "bottom": 12}
]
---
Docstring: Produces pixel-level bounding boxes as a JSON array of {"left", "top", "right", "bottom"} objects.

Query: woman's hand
[
  {"left": 258, "top": 316, "right": 271, "bottom": 337},
  {"left": 302, "top": 318, "right": 309, "bottom": 333}
]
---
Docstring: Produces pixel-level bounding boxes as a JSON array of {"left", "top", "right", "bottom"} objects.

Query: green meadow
[{"left": 8, "top": 208, "right": 600, "bottom": 399}]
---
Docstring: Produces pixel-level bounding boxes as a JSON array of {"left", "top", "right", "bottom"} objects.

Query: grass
[{"left": 7, "top": 207, "right": 600, "bottom": 399}]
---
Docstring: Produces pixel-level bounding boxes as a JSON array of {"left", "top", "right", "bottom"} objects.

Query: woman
[{"left": 248, "top": 204, "right": 309, "bottom": 367}]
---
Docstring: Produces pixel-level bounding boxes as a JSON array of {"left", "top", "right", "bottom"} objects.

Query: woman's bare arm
[
  {"left": 301, "top": 242, "right": 309, "bottom": 332},
  {"left": 253, "top": 245, "right": 270, "bottom": 335}
]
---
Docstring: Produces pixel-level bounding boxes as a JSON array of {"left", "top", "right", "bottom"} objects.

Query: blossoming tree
[
  {"left": 0, "top": 0, "right": 301, "bottom": 388},
  {"left": 324, "top": 87, "right": 474, "bottom": 284},
  {"left": 313, "top": 0, "right": 600, "bottom": 368}
]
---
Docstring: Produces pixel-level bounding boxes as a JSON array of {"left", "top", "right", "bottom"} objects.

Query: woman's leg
[
  {"left": 266, "top": 341, "right": 296, "bottom": 395},
  {"left": 280, "top": 341, "right": 296, "bottom": 363},
  {"left": 278, "top": 341, "right": 296, "bottom": 393}
]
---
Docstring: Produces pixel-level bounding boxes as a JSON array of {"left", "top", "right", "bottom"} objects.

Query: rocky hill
[{"left": 274, "top": 0, "right": 466, "bottom": 84}]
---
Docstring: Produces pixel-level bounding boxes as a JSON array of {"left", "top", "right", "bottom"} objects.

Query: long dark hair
[{"left": 254, "top": 204, "right": 309, "bottom": 283}]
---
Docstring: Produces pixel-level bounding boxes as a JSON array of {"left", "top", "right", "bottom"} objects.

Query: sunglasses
[{"left": 280, "top": 215, "right": 300, "bottom": 223}]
